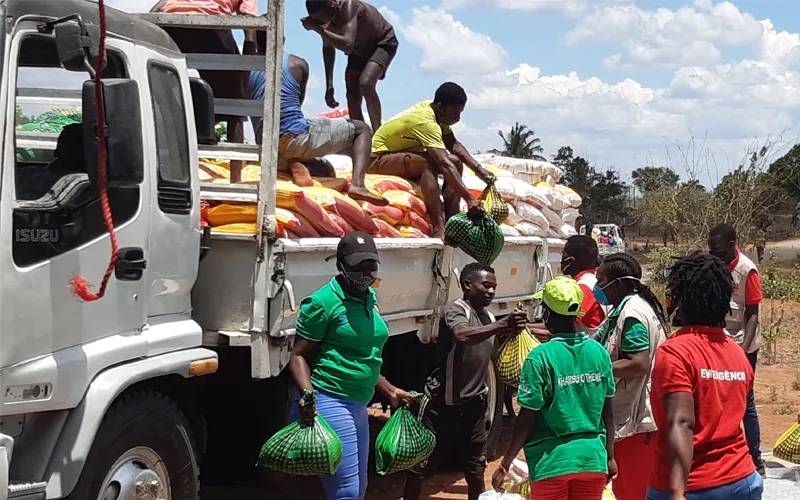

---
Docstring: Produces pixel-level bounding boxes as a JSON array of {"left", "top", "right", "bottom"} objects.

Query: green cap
[{"left": 534, "top": 276, "right": 585, "bottom": 317}]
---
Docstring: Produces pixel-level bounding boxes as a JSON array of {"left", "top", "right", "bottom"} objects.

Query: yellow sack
[
  {"left": 774, "top": 422, "right": 800, "bottom": 463},
  {"left": 603, "top": 485, "right": 616, "bottom": 499},
  {"left": 205, "top": 203, "right": 257, "bottom": 226},
  {"left": 210, "top": 223, "right": 257, "bottom": 235},
  {"left": 496, "top": 328, "right": 540, "bottom": 387},
  {"left": 480, "top": 183, "right": 509, "bottom": 224}
]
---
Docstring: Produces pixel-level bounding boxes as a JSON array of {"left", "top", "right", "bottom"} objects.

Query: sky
[{"left": 108, "top": 0, "right": 800, "bottom": 185}]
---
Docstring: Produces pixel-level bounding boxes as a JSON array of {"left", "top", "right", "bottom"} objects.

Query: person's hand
[
  {"left": 466, "top": 198, "right": 484, "bottom": 219},
  {"left": 325, "top": 87, "right": 339, "bottom": 109},
  {"left": 528, "top": 322, "right": 552, "bottom": 343},
  {"left": 300, "top": 16, "right": 323, "bottom": 33},
  {"left": 298, "top": 397, "right": 316, "bottom": 421},
  {"left": 607, "top": 457, "right": 618, "bottom": 484},
  {"left": 477, "top": 166, "right": 495, "bottom": 184},
  {"left": 500, "top": 310, "right": 528, "bottom": 332},
  {"left": 491, "top": 465, "right": 508, "bottom": 491},
  {"left": 389, "top": 388, "right": 419, "bottom": 409}
]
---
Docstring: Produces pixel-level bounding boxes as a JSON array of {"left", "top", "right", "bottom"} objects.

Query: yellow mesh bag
[
  {"left": 496, "top": 328, "right": 540, "bottom": 387},
  {"left": 481, "top": 183, "right": 510, "bottom": 224},
  {"left": 774, "top": 422, "right": 800, "bottom": 463}
]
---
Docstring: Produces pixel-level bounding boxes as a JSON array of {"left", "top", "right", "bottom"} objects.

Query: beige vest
[
  {"left": 724, "top": 252, "right": 762, "bottom": 354},
  {"left": 604, "top": 295, "right": 666, "bottom": 440}
]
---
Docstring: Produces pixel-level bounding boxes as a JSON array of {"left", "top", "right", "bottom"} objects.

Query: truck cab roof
[{"left": 6, "top": 0, "right": 179, "bottom": 52}]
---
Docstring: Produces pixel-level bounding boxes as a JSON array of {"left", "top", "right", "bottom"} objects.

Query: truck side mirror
[
  {"left": 190, "top": 77, "right": 216, "bottom": 145},
  {"left": 82, "top": 79, "right": 144, "bottom": 188},
  {"left": 54, "top": 21, "right": 105, "bottom": 72}
]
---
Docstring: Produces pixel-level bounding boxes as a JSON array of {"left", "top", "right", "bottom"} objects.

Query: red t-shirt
[
  {"left": 727, "top": 250, "right": 763, "bottom": 305},
  {"left": 575, "top": 270, "right": 605, "bottom": 329},
  {"left": 650, "top": 326, "right": 755, "bottom": 491}
]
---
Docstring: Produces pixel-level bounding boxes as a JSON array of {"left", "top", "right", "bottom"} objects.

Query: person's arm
[
  {"left": 243, "top": 30, "right": 257, "bottom": 55},
  {"left": 663, "top": 392, "right": 695, "bottom": 499},
  {"left": 500, "top": 408, "right": 537, "bottom": 470},
  {"left": 444, "top": 131, "right": 493, "bottom": 182},
  {"left": 288, "top": 296, "right": 328, "bottom": 418},
  {"left": 603, "top": 397, "right": 617, "bottom": 481},
  {"left": 613, "top": 351, "right": 650, "bottom": 379},
  {"left": 452, "top": 310, "right": 527, "bottom": 346},
  {"left": 375, "top": 375, "right": 417, "bottom": 408},
  {"left": 426, "top": 147, "right": 477, "bottom": 204},
  {"left": 742, "top": 270, "right": 762, "bottom": 352},
  {"left": 612, "top": 318, "right": 651, "bottom": 379},
  {"left": 295, "top": 57, "right": 310, "bottom": 106},
  {"left": 527, "top": 322, "right": 552, "bottom": 343}
]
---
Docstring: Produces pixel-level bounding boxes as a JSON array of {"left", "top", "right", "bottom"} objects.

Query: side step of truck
[{"left": 8, "top": 481, "right": 46, "bottom": 500}]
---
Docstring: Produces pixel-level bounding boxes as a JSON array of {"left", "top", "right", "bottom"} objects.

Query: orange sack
[
  {"left": 397, "top": 225, "right": 429, "bottom": 238},
  {"left": 400, "top": 211, "right": 432, "bottom": 236},
  {"left": 303, "top": 186, "right": 380, "bottom": 234},
  {"left": 363, "top": 203, "right": 405, "bottom": 226},
  {"left": 383, "top": 190, "right": 427, "bottom": 217},
  {"left": 315, "top": 177, "right": 349, "bottom": 193},
  {"left": 276, "top": 181, "right": 344, "bottom": 237},
  {"left": 372, "top": 219, "right": 404, "bottom": 238},
  {"left": 205, "top": 203, "right": 257, "bottom": 226},
  {"left": 329, "top": 213, "right": 354, "bottom": 235},
  {"left": 359, "top": 174, "right": 414, "bottom": 194},
  {"left": 275, "top": 207, "right": 320, "bottom": 238}
]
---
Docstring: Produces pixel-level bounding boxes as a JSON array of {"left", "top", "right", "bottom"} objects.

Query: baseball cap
[
  {"left": 325, "top": 232, "right": 380, "bottom": 266},
  {"left": 533, "top": 276, "right": 585, "bottom": 317}
]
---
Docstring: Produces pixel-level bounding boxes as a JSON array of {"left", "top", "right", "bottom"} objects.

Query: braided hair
[
  {"left": 667, "top": 253, "right": 733, "bottom": 327},
  {"left": 602, "top": 253, "right": 669, "bottom": 330}
]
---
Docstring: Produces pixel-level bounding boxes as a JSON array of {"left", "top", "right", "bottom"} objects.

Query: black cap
[{"left": 325, "top": 231, "right": 380, "bottom": 266}]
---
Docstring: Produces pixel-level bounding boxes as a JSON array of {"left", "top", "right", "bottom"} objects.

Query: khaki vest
[
  {"left": 604, "top": 295, "right": 666, "bottom": 440},
  {"left": 724, "top": 252, "right": 761, "bottom": 354}
]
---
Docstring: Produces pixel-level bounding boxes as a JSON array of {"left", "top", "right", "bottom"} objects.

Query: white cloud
[
  {"left": 384, "top": 4, "right": 800, "bottom": 175},
  {"left": 107, "top": 0, "right": 156, "bottom": 13},
  {"left": 381, "top": 6, "right": 508, "bottom": 75},
  {"left": 441, "top": 0, "right": 608, "bottom": 17},
  {"left": 564, "top": 1, "right": 763, "bottom": 69}
]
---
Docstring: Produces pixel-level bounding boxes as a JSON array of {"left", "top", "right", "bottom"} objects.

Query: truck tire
[
  {"left": 67, "top": 389, "right": 199, "bottom": 500},
  {"left": 485, "top": 360, "right": 505, "bottom": 461}
]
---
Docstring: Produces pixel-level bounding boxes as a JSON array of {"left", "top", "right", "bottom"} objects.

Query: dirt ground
[{"left": 202, "top": 298, "right": 800, "bottom": 500}]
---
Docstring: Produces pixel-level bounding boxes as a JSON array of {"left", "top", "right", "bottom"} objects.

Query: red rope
[{"left": 69, "top": 0, "right": 119, "bottom": 301}]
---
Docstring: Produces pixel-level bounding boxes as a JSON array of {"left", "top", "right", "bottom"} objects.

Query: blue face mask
[{"left": 593, "top": 283, "right": 611, "bottom": 306}]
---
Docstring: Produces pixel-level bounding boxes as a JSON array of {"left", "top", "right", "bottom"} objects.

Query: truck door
[{"left": 0, "top": 28, "right": 149, "bottom": 374}]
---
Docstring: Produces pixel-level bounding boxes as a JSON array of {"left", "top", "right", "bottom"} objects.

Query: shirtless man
[
  {"left": 370, "top": 82, "right": 494, "bottom": 238},
  {"left": 301, "top": 0, "right": 399, "bottom": 131},
  {"left": 248, "top": 46, "right": 386, "bottom": 205}
]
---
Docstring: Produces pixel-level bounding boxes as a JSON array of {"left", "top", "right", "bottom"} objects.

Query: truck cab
[{"left": 580, "top": 223, "right": 626, "bottom": 256}]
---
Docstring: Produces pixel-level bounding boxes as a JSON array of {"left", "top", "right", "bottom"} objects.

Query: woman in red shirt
[{"left": 647, "top": 253, "right": 763, "bottom": 500}]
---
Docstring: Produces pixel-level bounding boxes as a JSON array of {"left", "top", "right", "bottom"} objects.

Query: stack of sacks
[
  {"left": 362, "top": 177, "right": 432, "bottom": 238},
  {"left": 472, "top": 154, "right": 564, "bottom": 184}
]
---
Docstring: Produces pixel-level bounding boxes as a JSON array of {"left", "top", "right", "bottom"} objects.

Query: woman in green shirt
[
  {"left": 594, "top": 253, "right": 668, "bottom": 500},
  {"left": 493, "top": 276, "right": 616, "bottom": 500},
  {"left": 289, "top": 232, "right": 415, "bottom": 500}
]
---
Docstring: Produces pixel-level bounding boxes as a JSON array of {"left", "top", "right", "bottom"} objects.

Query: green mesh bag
[
  {"left": 445, "top": 212, "right": 505, "bottom": 265},
  {"left": 256, "top": 391, "right": 343, "bottom": 475},
  {"left": 480, "top": 182, "right": 509, "bottom": 224},
  {"left": 375, "top": 404, "right": 436, "bottom": 476}
]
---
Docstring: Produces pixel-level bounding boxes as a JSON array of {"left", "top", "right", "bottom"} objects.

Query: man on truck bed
[
  {"left": 404, "top": 263, "right": 527, "bottom": 500},
  {"left": 151, "top": 0, "right": 256, "bottom": 181},
  {"left": 370, "top": 82, "right": 494, "bottom": 239},
  {"left": 302, "top": 0, "right": 399, "bottom": 132},
  {"left": 248, "top": 43, "right": 388, "bottom": 206}
]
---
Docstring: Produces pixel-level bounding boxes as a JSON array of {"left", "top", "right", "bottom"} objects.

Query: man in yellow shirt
[{"left": 370, "top": 82, "right": 494, "bottom": 238}]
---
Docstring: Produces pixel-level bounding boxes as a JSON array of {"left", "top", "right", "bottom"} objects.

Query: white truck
[
  {"left": 0, "top": 1, "right": 564, "bottom": 499},
  {"left": 580, "top": 223, "right": 626, "bottom": 256}
]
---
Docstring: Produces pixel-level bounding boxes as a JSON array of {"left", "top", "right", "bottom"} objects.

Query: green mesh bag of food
[
  {"left": 445, "top": 212, "right": 505, "bottom": 265},
  {"left": 256, "top": 391, "right": 343, "bottom": 475},
  {"left": 375, "top": 403, "right": 436, "bottom": 476},
  {"left": 480, "top": 182, "right": 509, "bottom": 224}
]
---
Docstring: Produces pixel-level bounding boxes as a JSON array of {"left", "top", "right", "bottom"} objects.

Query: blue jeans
[
  {"left": 291, "top": 390, "right": 369, "bottom": 500},
  {"left": 744, "top": 351, "right": 763, "bottom": 466},
  {"left": 646, "top": 471, "right": 763, "bottom": 500}
]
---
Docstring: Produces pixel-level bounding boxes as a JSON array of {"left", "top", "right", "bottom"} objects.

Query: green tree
[
  {"left": 497, "top": 122, "right": 546, "bottom": 160},
  {"left": 631, "top": 166, "right": 679, "bottom": 193},
  {"left": 552, "top": 146, "right": 630, "bottom": 224},
  {"left": 768, "top": 143, "right": 800, "bottom": 226}
]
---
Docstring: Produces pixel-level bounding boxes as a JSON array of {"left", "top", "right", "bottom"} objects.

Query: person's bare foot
[
  {"left": 290, "top": 162, "right": 315, "bottom": 187},
  {"left": 348, "top": 185, "right": 389, "bottom": 206}
]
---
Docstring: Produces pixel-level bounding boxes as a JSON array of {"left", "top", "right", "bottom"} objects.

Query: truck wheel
[
  {"left": 485, "top": 360, "right": 505, "bottom": 461},
  {"left": 67, "top": 389, "right": 199, "bottom": 500}
]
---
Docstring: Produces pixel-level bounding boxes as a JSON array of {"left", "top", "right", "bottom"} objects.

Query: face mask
[
  {"left": 560, "top": 256, "right": 575, "bottom": 273},
  {"left": 710, "top": 250, "right": 730, "bottom": 262},
  {"left": 339, "top": 264, "right": 377, "bottom": 291},
  {"left": 593, "top": 282, "right": 611, "bottom": 306}
]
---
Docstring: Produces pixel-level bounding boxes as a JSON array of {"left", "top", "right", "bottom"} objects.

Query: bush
[{"left": 646, "top": 246, "right": 682, "bottom": 284}]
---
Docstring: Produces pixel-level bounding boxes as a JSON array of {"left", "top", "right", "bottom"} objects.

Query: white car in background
[{"left": 580, "top": 223, "right": 626, "bottom": 256}]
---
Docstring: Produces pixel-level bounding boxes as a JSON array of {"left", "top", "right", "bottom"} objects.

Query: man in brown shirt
[{"left": 302, "top": 0, "right": 399, "bottom": 132}]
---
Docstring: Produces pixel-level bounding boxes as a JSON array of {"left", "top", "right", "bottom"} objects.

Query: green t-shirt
[
  {"left": 295, "top": 278, "right": 390, "bottom": 403},
  {"left": 517, "top": 332, "right": 616, "bottom": 482},
  {"left": 597, "top": 295, "right": 649, "bottom": 353}
]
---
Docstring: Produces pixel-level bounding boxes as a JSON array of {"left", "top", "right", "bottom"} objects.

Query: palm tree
[{"left": 497, "top": 123, "right": 546, "bottom": 160}]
